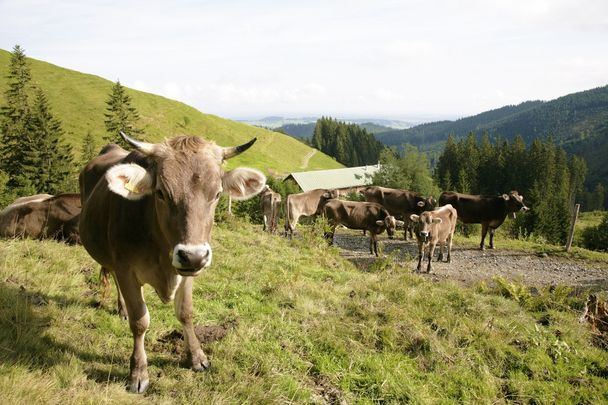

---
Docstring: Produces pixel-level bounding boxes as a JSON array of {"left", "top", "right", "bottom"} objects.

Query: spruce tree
[
  {"left": 104, "top": 80, "right": 143, "bottom": 147},
  {"left": 0, "top": 45, "right": 33, "bottom": 189},
  {"left": 80, "top": 130, "right": 97, "bottom": 165},
  {"left": 23, "top": 88, "right": 75, "bottom": 194}
]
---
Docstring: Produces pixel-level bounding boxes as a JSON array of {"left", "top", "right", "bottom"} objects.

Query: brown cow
[
  {"left": 79, "top": 132, "right": 266, "bottom": 393},
  {"left": 361, "top": 186, "right": 436, "bottom": 239},
  {"left": 0, "top": 193, "right": 81, "bottom": 244},
  {"left": 284, "top": 188, "right": 338, "bottom": 239},
  {"left": 438, "top": 191, "right": 529, "bottom": 250},
  {"left": 323, "top": 199, "right": 404, "bottom": 256},
  {"left": 410, "top": 204, "right": 457, "bottom": 273},
  {"left": 260, "top": 185, "right": 281, "bottom": 234}
]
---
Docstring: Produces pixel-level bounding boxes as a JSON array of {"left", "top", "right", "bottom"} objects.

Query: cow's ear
[
  {"left": 410, "top": 214, "right": 420, "bottom": 223},
  {"left": 106, "top": 163, "right": 154, "bottom": 200},
  {"left": 432, "top": 217, "right": 442, "bottom": 224},
  {"left": 223, "top": 167, "right": 266, "bottom": 201},
  {"left": 502, "top": 194, "right": 509, "bottom": 200},
  {"left": 375, "top": 220, "right": 383, "bottom": 226},
  {"left": 396, "top": 220, "right": 405, "bottom": 228},
  {"left": 417, "top": 201, "right": 425, "bottom": 207}
]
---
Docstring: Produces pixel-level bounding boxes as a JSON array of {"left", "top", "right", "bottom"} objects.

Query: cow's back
[{"left": 439, "top": 191, "right": 504, "bottom": 224}]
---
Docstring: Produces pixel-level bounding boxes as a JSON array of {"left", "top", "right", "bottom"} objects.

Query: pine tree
[
  {"left": 80, "top": 130, "right": 97, "bottom": 165},
  {"left": 0, "top": 45, "right": 33, "bottom": 189},
  {"left": 23, "top": 88, "right": 75, "bottom": 194},
  {"left": 104, "top": 80, "right": 143, "bottom": 147}
]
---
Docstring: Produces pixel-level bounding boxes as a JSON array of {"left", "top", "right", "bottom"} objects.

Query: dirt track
[{"left": 333, "top": 232, "right": 608, "bottom": 293}]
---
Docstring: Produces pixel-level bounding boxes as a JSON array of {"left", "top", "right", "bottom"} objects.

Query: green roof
[{"left": 285, "top": 165, "right": 380, "bottom": 192}]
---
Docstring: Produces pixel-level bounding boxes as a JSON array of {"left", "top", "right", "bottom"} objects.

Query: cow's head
[
  {"left": 375, "top": 215, "right": 404, "bottom": 239},
  {"left": 319, "top": 189, "right": 339, "bottom": 212},
  {"left": 409, "top": 211, "right": 441, "bottom": 243},
  {"left": 502, "top": 191, "right": 529, "bottom": 219},
  {"left": 106, "top": 132, "right": 266, "bottom": 276},
  {"left": 416, "top": 195, "right": 437, "bottom": 213}
]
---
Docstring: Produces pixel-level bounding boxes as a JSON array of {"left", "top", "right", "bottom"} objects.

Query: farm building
[{"left": 284, "top": 164, "right": 380, "bottom": 195}]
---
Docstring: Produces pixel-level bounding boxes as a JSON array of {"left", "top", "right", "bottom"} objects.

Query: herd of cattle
[
  {"left": 263, "top": 184, "right": 529, "bottom": 272},
  {"left": 0, "top": 132, "right": 530, "bottom": 393}
]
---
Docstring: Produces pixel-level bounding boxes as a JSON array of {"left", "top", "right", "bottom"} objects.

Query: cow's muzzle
[
  {"left": 172, "top": 243, "right": 212, "bottom": 275},
  {"left": 418, "top": 231, "right": 429, "bottom": 242}
]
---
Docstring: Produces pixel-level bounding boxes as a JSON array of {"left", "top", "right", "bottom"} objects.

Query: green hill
[
  {"left": 376, "top": 86, "right": 608, "bottom": 188},
  {"left": 0, "top": 49, "right": 342, "bottom": 174}
]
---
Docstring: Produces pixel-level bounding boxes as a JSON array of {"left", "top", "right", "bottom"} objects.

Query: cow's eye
[{"left": 156, "top": 189, "right": 165, "bottom": 201}]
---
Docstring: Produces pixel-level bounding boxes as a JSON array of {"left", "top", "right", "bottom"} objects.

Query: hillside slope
[
  {"left": 376, "top": 86, "right": 608, "bottom": 187},
  {"left": 0, "top": 49, "right": 342, "bottom": 174}
]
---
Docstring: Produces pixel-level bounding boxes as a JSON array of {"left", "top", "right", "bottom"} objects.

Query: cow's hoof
[
  {"left": 489, "top": 246, "right": 495, "bottom": 250},
  {"left": 128, "top": 372, "right": 149, "bottom": 394},
  {"left": 480, "top": 246, "right": 485, "bottom": 251},
  {"left": 190, "top": 349, "right": 210, "bottom": 371}
]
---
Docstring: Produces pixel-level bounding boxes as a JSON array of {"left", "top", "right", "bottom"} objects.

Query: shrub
[{"left": 581, "top": 212, "right": 608, "bottom": 251}]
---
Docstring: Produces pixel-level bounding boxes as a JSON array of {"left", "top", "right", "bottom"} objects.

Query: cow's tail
[{"left": 99, "top": 266, "right": 111, "bottom": 301}]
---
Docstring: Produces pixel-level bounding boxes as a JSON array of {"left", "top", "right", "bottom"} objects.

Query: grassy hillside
[
  {"left": 1, "top": 220, "right": 607, "bottom": 403},
  {"left": 0, "top": 49, "right": 342, "bottom": 174}
]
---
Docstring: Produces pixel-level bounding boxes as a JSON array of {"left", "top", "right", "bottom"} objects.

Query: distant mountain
[
  {"left": 375, "top": 86, "right": 608, "bottom": 189},
  {"left": 241, "top": 116, "right": 416, "bottom": 130}
]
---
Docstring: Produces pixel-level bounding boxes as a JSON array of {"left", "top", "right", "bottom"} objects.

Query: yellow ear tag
[{"left": 124, "top": 182, "right": 139, "bottom": 193}]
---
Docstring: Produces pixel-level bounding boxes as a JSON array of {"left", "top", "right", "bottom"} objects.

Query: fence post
[{"left": 565, "top": 203, "right": 580, "bottom": 252}]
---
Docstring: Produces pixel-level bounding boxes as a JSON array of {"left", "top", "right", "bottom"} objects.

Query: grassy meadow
[
  {"left": 0, "top": 49, "right": 342, "bottom": 174},
  {"left": 1, "top": 218, "right": 607, "bottom": 404}
]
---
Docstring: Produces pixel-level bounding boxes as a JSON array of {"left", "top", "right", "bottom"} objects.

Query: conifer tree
[
  {"left": 104, "top": 80, "right": 143, "bottom": 147},
  {"left": 23, "top": 88, "right": 75, "bottom": 194},
  {"left": 0, "top": 45, "right": 33, "bottom": 189},
  {"left": 80, "top": 130, "right": 97, "bottom": 165}
]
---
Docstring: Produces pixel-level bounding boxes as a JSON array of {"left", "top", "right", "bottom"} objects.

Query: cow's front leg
[
  {"left": 426, "top": 242, "right": 436, "bottom": 273},
  {"left": 175, "top": 277, "right": 209, "bottom": 372},
  {"left": 488, "top": 228, "right": 496, "bottom": 249},
  {"left": 116, "top": 272, "right": 150, "bottom": 393},
  {"left": 370, "top": 233, "right": 379, "bottom": 256},
  {"left": 416, "top": 243, "right": 424, "bottom": 272},
  {"left": 480, "top": 223, "right": 489, "bottom": 250}
]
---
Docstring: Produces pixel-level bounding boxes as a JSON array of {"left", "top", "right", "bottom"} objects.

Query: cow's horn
[
  {"left": 223, "top": 138, "right": 257, "bottom": 160},
  {"left": 120, "top": 131, "right": 156, "bottom": 155}
]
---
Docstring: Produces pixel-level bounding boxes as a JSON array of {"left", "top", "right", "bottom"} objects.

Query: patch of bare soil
[
  {"left": 333, "top": 232, "right": 608, "bottom": 292},
  {"left": 153, "top": 319, "right": 238, "bottom": 355}
]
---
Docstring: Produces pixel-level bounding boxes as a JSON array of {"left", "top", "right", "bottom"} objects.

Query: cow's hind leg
[
  {"left": 106, "top": 269, "right": 128, "bottom": 320},
  {"left": 447, "top": 232, "right": 453, "bottom": 263},
  {"left": 370, "top": 234, "right": 379, "bottom": 256},
  {"left": 116, "top": 272, "right": 150, "bottom": 393},
  {"left": 437, "top": 241, "right": 444, "bottom": 262},
  {"left": 175, "top": 277, "right": 209, "bottom": 372}
]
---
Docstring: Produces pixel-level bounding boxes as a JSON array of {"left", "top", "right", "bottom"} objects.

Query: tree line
[
  {"left": 0, "top": 45, "right": 142, "bottom": 206},
  {"left": 311, "top": 117, "right": 384, "bottom": 167}
]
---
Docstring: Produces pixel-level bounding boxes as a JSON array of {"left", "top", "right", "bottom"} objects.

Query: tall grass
[{"left": 0, "top": 219, "right": 607, "bottom": 403}]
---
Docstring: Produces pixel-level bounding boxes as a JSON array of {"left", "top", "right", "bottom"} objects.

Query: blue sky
[{"left": 1, "top": 0, "right": 607, "bottom": 121}]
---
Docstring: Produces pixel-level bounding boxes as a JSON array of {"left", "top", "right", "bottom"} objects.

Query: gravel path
[{"left": 333, "top": 232, "right": 608, "bottom": 292}]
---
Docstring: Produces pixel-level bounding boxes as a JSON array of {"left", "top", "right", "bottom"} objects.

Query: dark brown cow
[
  {"left": 361, "top": 186, "right": 436, "bottom": 239},
  {"left": 260, "top": 185, "right": 281, "bottom": 234},
  {"left": 323, "top": 199, "right": 404, "bottom": 256},
  {"left": 438, "top": 191, "right": 529, "bottom": 250},
  {"left": 0, "top": 193, "right": 81, "bottom": 244},
  {"left": 284, "top": 188, "right": 338, "bottom": 238},
  {"left": 79, "top": 132, "right": 266, "bottom": 393},
  {"left": 410, "top": 204, "right": 457, "bottom": 273}
]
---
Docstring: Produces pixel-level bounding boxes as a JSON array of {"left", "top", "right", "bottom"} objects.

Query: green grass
[
  {"left": 0, "top": 49, "right": 342, "bottom": 174},
  {"left": 1, "top": 219, "right": 607, "bottom": 403}
]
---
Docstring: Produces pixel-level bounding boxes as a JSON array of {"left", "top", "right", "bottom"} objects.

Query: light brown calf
[{"left": 410, "top": 204, "right": 457, "bottom": 273}]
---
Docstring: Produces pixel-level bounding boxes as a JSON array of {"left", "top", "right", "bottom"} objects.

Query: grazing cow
[
  {"left": 79, "top": 132, "right": 266, "bottom": 393},
  {"left": 284, "top": 188, "right": 338, "bottom": 238},
  {"left": 410, "top": 204, "right": 457, "bottom": 273},
  {"left": 0, "top": 193, "right": 81, "bottom": 244},
  {"left": 260, "top": 185, "right": 281, "bottom": 234},
  {"left": 361, "top": 186, "right": 436, "bottom": 239},
  {"left": 438, "top": 191, "right": 529, "bottom": 250},
  {"left": 323, "top": 199, "right": 404, "bottom": 256}
]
